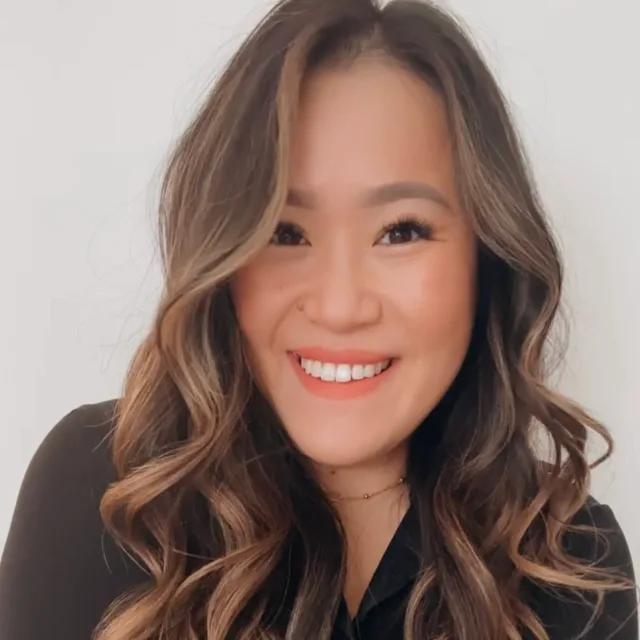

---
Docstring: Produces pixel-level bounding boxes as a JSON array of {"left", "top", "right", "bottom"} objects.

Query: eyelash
[
  {"left": 270, "top": 215, "right": 433, "bottom": 246},
  {"left": 379, "top": 215, "right": 433, "bottom": 244}
]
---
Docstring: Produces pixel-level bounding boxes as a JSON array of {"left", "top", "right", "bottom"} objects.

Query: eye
[
  {"left": 378, "top": 216, "right": 433, "bottom": 245},
  {"left": 270, "top": 222, "right": 308, "bottom": 246}
]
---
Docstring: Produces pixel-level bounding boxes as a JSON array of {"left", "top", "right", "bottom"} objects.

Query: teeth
[{"left": 297, "top": 356, "right": 392, "bottom": 383}]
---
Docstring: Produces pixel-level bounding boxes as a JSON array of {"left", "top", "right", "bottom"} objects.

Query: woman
[{"left": 0, "top": 0, "right": 636, "bottom": 638}]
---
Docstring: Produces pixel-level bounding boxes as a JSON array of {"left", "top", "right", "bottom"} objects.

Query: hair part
[{"left": 95, "top": 1, "right": 635, "bottom": 638}]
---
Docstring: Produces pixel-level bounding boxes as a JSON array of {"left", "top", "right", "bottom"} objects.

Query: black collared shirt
[
  {"left": 330, "top": 499, "right": 638, "bottom": 639},
  {"left": 331, "top": 504, "right": 421, "bottom": 639},
  {"left": 1, "top": 400, "right": 637, "bottom": 639}
]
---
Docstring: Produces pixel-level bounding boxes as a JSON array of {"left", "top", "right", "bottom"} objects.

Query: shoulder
[
  {"left": 527, "top": 495, "right": 638, "bottom": 639},
  {"left": 0, "top": 400, "right": 149, "bottom": 640},
  {"left": 567, "top": 496, "right": 635, "bottom": 566},
  {"left": 27, "top": 399, "right": 119, "bottom": 484},
  {"left": 8, "top": 400, "right": 121, "bottom": 524}
]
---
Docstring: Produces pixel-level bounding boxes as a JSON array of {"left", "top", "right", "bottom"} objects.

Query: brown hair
[{"left": 96, "top": 0, "right": 634, "bottom": 638}]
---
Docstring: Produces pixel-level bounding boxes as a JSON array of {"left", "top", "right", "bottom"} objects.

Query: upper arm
[{"left": 0, "top": 402, "right": 148, "bottom": 640}]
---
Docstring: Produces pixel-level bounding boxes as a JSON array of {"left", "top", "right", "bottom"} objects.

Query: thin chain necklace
[{"left": 328, "top": 476, "right": 407, "bottom": 502}]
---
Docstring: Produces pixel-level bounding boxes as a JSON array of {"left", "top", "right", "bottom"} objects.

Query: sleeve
[{"left": 0, "top": 402, "right": 148, "bottom": 640}]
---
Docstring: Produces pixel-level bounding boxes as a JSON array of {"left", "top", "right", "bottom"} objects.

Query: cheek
[
  {"left": 230, "top": 259, "right": 294, "bottom": 377},
  {"left": 397, "top": 247, "right": 477, "bottom": 350},
  {"left": 232, "top": 260, "right": 277, "bottom": 334},
  {"left": 229, "top": 269, "right": 270, "bottom": 396},
  {"left": 230, "top": 265, "right": 270, "bottom": 363}
]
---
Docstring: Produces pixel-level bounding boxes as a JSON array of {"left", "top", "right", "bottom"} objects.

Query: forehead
[{"left": 289, "top": 58, "right": 454, "bottom": 194}]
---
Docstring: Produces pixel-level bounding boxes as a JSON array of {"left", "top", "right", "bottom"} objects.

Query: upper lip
[{"left": 291, "top": 347, "right": 395, "bottom": 365}]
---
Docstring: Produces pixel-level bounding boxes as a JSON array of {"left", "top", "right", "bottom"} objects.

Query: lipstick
[{"left": 287, "top": 348, "right": 397, "bottom": 400}]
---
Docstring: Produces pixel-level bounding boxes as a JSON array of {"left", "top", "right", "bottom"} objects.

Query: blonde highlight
[{"left": 94, "top": 1, "right": 636, "bottom": 638}]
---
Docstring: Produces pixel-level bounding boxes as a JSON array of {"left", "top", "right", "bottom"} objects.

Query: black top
[{"left": 0, "top": 400, "right": 637, "bottom": 639}]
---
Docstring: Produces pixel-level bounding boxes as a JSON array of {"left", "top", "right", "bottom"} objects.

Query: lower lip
[{"left": 288, "top": 352, "right": 396, "bottom": 400}]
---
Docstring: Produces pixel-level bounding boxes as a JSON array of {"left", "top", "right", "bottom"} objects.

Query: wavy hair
[{"left": 95, "top": 0, "right": 633, "bottom": 638}]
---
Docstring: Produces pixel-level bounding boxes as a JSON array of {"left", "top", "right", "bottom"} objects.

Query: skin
[{"left": 232, "top": 56, "right": 478, "bottom": 613}]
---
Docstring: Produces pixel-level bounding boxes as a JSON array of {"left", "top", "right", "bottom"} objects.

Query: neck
[{"left": 312, "top": 440, "right": 409, "bottom": 503}]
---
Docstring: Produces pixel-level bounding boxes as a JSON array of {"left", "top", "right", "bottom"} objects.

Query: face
[{"left": 232, "top": 57, "right": 477, "bottom": 471}]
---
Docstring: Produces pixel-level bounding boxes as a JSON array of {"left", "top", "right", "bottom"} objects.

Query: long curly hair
[{"left": 95, "top": 0, "right": 633, "bottom": 638}]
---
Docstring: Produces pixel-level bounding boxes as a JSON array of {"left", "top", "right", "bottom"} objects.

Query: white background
[{"left": 0, "top": 0, "right": 638, "bottom": 568}]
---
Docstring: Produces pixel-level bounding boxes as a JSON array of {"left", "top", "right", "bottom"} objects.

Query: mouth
[{"left": 291, "top": 352, "right": 395, "bottom": 384}]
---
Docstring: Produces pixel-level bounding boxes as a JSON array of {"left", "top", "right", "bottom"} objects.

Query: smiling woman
[
  {"left": 0, "top": 0, "right": 637, "bottom": 639},
  {"left": 232, "top": 58, "right": 477, "bottom": 472}
]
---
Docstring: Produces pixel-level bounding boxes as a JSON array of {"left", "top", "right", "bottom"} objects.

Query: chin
[
  {"left": 301, "top": 449, "right": 370, "bottom": 470},
  {"left": 290, "top": 430, "right": 393, "bottom": 470}
]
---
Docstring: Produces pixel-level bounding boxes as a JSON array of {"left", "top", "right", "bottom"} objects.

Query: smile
[
  {"left": 294, "top": 355, "right": 393, "bottom": 383},
  {"left": 288, "top": 349, "right": 397, "bottom": 400}
]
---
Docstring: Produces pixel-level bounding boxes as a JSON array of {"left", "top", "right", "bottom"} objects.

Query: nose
[{"left": 300, "top": 247, "right": 382, "bottom": 332}]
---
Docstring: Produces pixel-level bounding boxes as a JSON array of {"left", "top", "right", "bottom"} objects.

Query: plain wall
[{"left": 1, "top": 0, "right": 638, "bottom": 567}]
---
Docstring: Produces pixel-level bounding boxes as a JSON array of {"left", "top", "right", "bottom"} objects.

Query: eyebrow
[{"left": 286, "top": 181, "right": 451, "bottom": 211}]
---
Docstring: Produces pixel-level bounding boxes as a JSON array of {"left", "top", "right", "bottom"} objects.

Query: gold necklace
[{"left": 328, "top": 476, "right": 407, "bottom": 502}]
